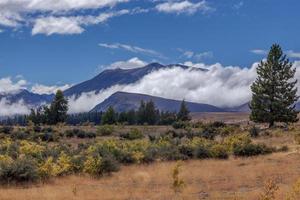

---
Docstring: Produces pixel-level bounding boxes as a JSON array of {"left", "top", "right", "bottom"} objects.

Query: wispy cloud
[
  {"left": 99, "top": 42, "right": 166, "bottom": 59},
  {"left": 178, "top": 48, "right": 213, "bottom": 61},
  {"left": 251, "top": 49, "right": 300, "bottom": 58},
  {"left": 155, "top": 0, "right": 212, "bottom": 14}
]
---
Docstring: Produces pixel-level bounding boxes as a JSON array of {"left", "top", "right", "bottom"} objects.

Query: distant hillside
[
  {"left": 90, "top": 91, "right": 225, "bottom": 113},
  {"left": 64, "top": 63, "right": 206, "bottom": 97},
  {"left": 0, "top": 90, "right": 53, "bottom": 106}
]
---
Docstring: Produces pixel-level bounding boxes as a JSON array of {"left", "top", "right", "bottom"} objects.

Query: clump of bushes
[
  {"left": 249, "top": 126, "right": 260, "bottom": 137},
  {"left": 64, "top": 129, "right": 96, "bottom": 139},
  {"left": 120, "top": 128, "right": 144, "bottom": 140},
  {"left": 97, "top": 125, "right": 114, "bottom": 136},
  {"left": 0, "top": 156, "right": 39, "bottom": 184},
  {"left": 233, "top": 143, "right": 273, "bottom": 157}
]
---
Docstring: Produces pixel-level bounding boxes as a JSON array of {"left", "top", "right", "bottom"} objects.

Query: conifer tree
[
  {"left": 48, "top": 90, "right": 68, "bottom": 124},
  {"left": 177, "top": 100, "right": 191, "bottom": 121},
  {"left": 101, "top": 106, "right": 117, "bottom": 125},
  {"left": 250, "top": 44, "right": 299, "bottom": 127}
]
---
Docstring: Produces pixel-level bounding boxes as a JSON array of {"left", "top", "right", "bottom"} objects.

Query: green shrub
[
  {"left": 172, "top": 121, "right": 188, "bottom": 129},
  {"left": 233, "top": 143, "right": 273, "bottom": 157},
  {"left": 120, "top": 128, "right": 144, "bottom": 140},
  {"left": 0, "top": 126, "right": 13, "bottom": 134},
  {"left": 97, "top": 125, "right": 114, "bottom": 136},
  {"left": 11, "top": 131, "right": 29, "bottom": 140},
  {"left": 249, "top": 126, "right": 260, "bottom": 137},
  {"left": 0, "top": 157, "right": 39, "bottom": 184},
  {"left": 194, "top": 145, "right": 212, "bottom": 159},
  {"left": 83, "top": 155, "right": 119, "bottom": 177},
  {"left": 211, "top": 144, "right": 228, "bottom": 159},
  {"left": 178, "top": 145, "right": 194, "bottom": 159}
]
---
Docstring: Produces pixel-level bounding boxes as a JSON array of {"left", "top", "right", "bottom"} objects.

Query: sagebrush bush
[
  {"left": 0, "top": 126, "right": 13, "bottom": 134},
  {"left": 211, "top": 144, "right": 228, "bottom": 159},
  {"left": 97, "top": 125, "right": 114, "bottom": 136},
  {"left": 249, "top": 126, "right": 260, "bottom": 137},
  {"left": 120, "top": 128, "right": 144, "bottom": 140},
  {"left": 172, "top": 121, "right": 188, "bottom": 129},
  {"left": 0, "top": 156, "right": 39, "bottom": 184},
  {"left": 233, "top": 143, "right": 273, "bottom": 157}
]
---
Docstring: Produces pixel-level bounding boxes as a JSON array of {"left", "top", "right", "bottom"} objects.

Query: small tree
[
  {"left": 177, "top": 100, "right": 191, "bottom": 121},
  {"left": 101, "top": 106, "right": 117, "bottom": 125},
  {"left": 145, "top": 100, "right": 158, "bottom": 125},
  {"left": 250, "top": 44, "right": 299, "bottom": 127},
  {"left": 47, "top": 90, "right": 68, "bottom": 125}
]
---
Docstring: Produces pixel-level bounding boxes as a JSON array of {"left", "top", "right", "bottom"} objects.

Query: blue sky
[{"left": 0, "top": 0, "right": 300, "bottom": 87}]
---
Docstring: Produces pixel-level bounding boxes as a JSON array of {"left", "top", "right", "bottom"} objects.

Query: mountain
[
  {"left": 0, "top": 90, "right": 53, "bottom": 106},
  {"left": 64, "top": 63, "right": 206, "bottom": 97},
  {"left": 90, "top": 91, "right": 225, "bottom": 113}
]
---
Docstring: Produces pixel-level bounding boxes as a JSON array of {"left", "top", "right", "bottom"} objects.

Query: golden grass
[{"left": 1, "top": 151, "right": 300, "bottom": 200}]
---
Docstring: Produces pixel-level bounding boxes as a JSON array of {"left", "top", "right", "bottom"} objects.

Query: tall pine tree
[
  {"left": 48, "top": 90, "right": 69, "bottom": 124},
  {"left": 250, "top": 44, "right": 299, "bottom": 127}
]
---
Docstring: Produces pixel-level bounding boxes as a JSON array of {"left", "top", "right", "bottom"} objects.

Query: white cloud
[
  {"left": 251, "top": 49, "right": 300, "bottom": 59},
  {"left": 0, "top": 77, "right": 27, "bottom": 94},
  {"left": 99, "top": 42, "right": 165, "bottom": 58},
  {"left": 0, "top": 0, "right": 130, "bottom": 34},
  {"left": 155, "top": 0, "right": 211, "bottom": 14},
  {"left": 250, "top": 49, "right": 268, "bottom": 55},
  {"left": 31, "top": 84, "right": 72, "bottom": 95},
  {"left": 178, "top": 48, "right": 213, "bottom": 60},
  {"left": 32, "top": 16, "right": 84, "bottom": 35},
  {"left": 32, "top": 10, "right": 129, "bottom": 35},
  {"left": 0, "top": 98, "right": 30, "bottom": 116},
  {"left": 286, "top": 50, "right": 300, "bottom": 59},
  {"left": 102, "top": 57, "right": 148, "bottom": 70}
]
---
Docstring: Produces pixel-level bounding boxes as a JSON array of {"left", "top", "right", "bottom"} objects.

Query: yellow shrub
[
  {"left": 83, "top": 155, "right": 102, "bottom": 176},
  {"left": 19, "top": 140, "right": 45, "bottom": 157},
  {"left": 38, "top": 157, "right": 58, "bottom": 178},
  {"left": 0, "top": 155, "right": 13, "bottom": 163},
  {"left": 55, "top": 152, "right": 73, "bottom": 175},
  {"left": 224, "top": 134, "right": 251, "bottom": 152}
]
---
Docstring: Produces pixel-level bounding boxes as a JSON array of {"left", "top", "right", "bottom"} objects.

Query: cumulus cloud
[
  {"left": 0, "top": 98, "right": 30, "bottom": 116},
  {"left": 31, "top": 84, "right": 72, "bottom": 95},
  {"left": 32, "top": 10, "right": 129, "bottom": 35},
  {"left": 0, "top": 0, "right": 130, "bottom": 34},
  {"left": 0, "top": 77, "right": 27, "bottom": 94},
  {"left": 155, "top": 0, "right": 211, "bottom": 14}
]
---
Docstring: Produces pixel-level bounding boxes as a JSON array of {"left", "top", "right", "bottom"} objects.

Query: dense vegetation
[{"left": 0, "top": 121, "right": 284, "bottom": 184}]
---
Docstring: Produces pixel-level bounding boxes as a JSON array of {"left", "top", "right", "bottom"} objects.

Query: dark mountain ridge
[{"left": 91, "top": 91, "right": 225, "bottom": 113}]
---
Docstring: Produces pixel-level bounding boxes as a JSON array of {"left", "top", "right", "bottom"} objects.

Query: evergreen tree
[
  {"left": 101, "top": 106, "right": 117, "bottom": 125},
  {"left": 250, "top": 44, "right": 299, "bottom": 127},
  {"left": 145, "top": 100, "right": 158, "bottom": 125},
  {"left": 137, "top": 100, "right": 147, "bottom": 124},
  {"left": 48, "top": 90, "right": 68, "bottom": 124},
  {"left": 177, "top": 100, "right": 191, "bottom": 121}
]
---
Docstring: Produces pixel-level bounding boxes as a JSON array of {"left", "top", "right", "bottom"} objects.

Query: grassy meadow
[{"left": 0, "top": 113, "right": 300, "bottom": 200}]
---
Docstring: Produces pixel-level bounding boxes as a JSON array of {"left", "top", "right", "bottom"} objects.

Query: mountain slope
[
  {"left": 90, "top": 91, "right": 225, "bottom": 113},
  {"left": 0, "top": 90, "right": 53, "bottom": 106},
  {"left": 64, "top": 63, "right": 206, "bottom": 97}
]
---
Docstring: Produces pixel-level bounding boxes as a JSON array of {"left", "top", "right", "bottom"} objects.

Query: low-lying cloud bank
[{"left": 2, "top": 61, "right": 300, "bottom": 115}]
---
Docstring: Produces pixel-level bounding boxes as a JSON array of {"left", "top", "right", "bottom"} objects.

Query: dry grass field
[
  {"left": 1, "top": 151, "right": 300, "bottom": 200},
  {"left": 1, "top": 113, "right": 300, "bottom": 200}
]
